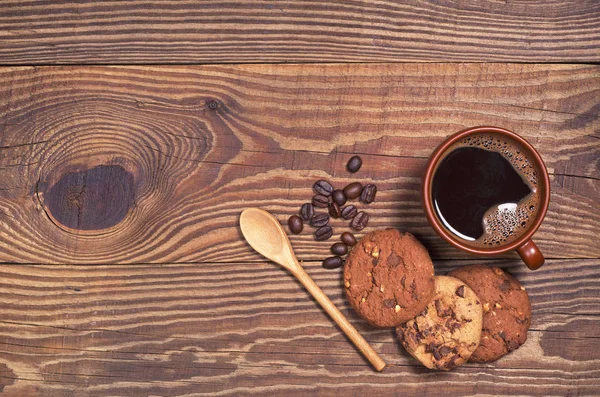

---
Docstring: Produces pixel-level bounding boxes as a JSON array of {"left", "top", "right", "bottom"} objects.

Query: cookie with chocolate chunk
[
  {"left": 344, "top": 229, "right": 435, "bottom": 327},
  {"left": 448, "top": 264, "right": 531, "bottom": 362},
  {"left": 396, "top": 275, "right": 483, "bottom": 370}
]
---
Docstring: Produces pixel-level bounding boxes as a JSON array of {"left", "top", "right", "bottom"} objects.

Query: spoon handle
[{"left": 293, "top": 264, "right": 387, "bottom": 371}]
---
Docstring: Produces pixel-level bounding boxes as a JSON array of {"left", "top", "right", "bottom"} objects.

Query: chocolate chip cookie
[
  {"left": 396, "top": 275, "right": 483, "bottom": 370},
  {"left": 449, "top": 264, "right": 531, "bottom": 362},
  {"left": 344, "top": 229, "right": 435, "bottom": 327}
]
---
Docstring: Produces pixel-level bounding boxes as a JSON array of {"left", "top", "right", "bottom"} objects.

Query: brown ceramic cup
[{"left": 422, "top": 126, "right": 551, "bottom": 270}]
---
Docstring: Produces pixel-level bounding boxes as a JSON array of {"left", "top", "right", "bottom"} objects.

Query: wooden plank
[
  {"left": 0, "top": 1, "right": 599, "bottom": 64},
  {"left": 0, "top": 259, "right": 598, "bottom": 396},
  {"left": 0, "top": 63, "right": 598, "bottom": 264}
]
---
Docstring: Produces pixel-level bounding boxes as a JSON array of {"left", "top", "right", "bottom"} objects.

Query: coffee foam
[{"left": 444, "top": 134, "right": 541, "bottom": 248}]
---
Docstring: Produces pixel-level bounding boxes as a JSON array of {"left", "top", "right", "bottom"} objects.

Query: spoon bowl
[{"left": 239, "top": 208, "right": 300, "bottom": 274}]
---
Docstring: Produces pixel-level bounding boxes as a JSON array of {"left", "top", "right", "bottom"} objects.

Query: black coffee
[{"left": 431, "top": 134, "right": 541, "bottom": 248}]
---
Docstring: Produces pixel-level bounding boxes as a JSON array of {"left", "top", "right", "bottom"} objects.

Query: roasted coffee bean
[
  {"left": 360, "top": 184, "right": 377, "bottom": 204},
  {"left": 347, "top": 156, "right": 362, "bottom": 173},
  {"left": 315, "top": 225, "right": 333, "bottom": 241},
  {"left": 300, "top": 203, "right": 314, "bottom": 221},
  {"left": 322, "top": 256, "right": 344, "bottom": 269},
  {"left": 341, "top": 232, "right": 357, "bottom": 246},
  {"left": 343, "top": 182, "right": 363, "bottom": 200},
  {"left": 350, "top": 211, "right": 369, "bottom": 230},
  {"left": 332, "top": 189, "right": 347, "bottom": 206},
  {"left": 331, "top": 242, "right": 348, "bottom": 256},
  {"left": 288, "top": 215, "right": 303, "bottom": 234},
  {"left": 313, "top": 180, "right": 334, "bottom": 196},
  {"left": 328, "top": 202, "right": 342, "bottom": 218},
  {"left": 312, "top": 194, "right": 329, "bottom": 208},
  {"left": 341, "top": 204, "right": 358, "bottom": 220},
  {"left": 310, "top": 213, "right": 330, "bottom": 228}
]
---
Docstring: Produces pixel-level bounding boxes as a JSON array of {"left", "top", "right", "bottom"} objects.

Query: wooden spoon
[{"left": 239, "top": 208, "right": 386, "bottom": 372}]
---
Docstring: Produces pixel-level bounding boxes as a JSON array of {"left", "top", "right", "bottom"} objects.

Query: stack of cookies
[{"left": 343, "top": 229, "right": 531, "bottom": 370}]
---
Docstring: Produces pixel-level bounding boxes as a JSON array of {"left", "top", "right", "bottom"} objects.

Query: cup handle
[{"left": 516, "top": 239, "right": 545, "bottom": 270}]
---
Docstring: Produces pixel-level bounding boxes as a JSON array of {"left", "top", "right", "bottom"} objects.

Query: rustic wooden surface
[
  {"left": 0, "top": 63, "right": 598, "bottom": 396},
  {"left": 1, "top": 2, "right": 599, "bottom": 396},
  {"left": 0, "top": 64, "right": 598, "bottom": 264},
  {"left": 0, "top": 1, "right": 599, "bottom": 64},
  {"left": 0, "top": 259, "right": 598, "bottom": 396}
]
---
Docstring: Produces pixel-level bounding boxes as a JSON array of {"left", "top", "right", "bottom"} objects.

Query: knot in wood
[
  {"left": 206, "top": 99, "right": 219, "bottom": 110},
  {"left": 43, "top": 165, "right": 135, "bottom": 231}
]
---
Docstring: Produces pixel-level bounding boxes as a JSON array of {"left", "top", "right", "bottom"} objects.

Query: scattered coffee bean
[
  {"left": 322, "top": 256, "right": 344, "bottom": 269},
  {"left": 288, "top": 156, "right": 377, "bottom": 267},
  {"left": 313, "top": 180, "right": 334, "bottom": 196},
  {"left": 328, "top": 202, "right": 342, "bottom": 218},
  {"left": 343, "top": 182, "right": 363, "bottom": 199},
  {"left": 288, "top": 215, "right": 303, "bottom": 234},
  {"left": 347, "top": 156, "right": 362, "bottom": 173},
  {"left": 341, "top": 232, "right": 357, "bottom": 246},
  {"left": 360, "top": 184, "right": 377, "bottom": 204},
  {"left": 300, "top": 203, "right": 314, "bottom": 221},
  {"left": 331, "top": 242, "right": 348, "bottom": 256},
  {"left": 315, "top": 225, "right": 333, "bottom": 241},
  {"left": 341, "top": 204, "right": 358, "bottom": 220},
  {"left": 312, "top": 194, "right": 329, "bottom": 208},
  {"left": 310, "top": 213, "right": 330, "bottom": 228},
  {"left": 350, "top": 211, "right": 369, "bottom": 230},
  {"left": 332, "top": 189, "right": 347, "bottom": 206}
]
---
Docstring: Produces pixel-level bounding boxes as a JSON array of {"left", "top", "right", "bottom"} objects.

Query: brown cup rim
[{"left": 422, "top": 126, "right": 551, "bottom": 255}]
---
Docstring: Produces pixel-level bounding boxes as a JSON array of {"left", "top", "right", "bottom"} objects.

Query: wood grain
[
  {"left": 0, "top": 258, "right": 598, "bottom": 396},
  {"left": 0, "top": 1, "right": 599, "bottom": 64},
  {"left": 0, "top": 63, "right": 598, "bottom": 264}
]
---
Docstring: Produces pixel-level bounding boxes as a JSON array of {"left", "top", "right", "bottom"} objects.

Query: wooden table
[{"left": 0, "top": 2, "right": 599, "bottom": 396}]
